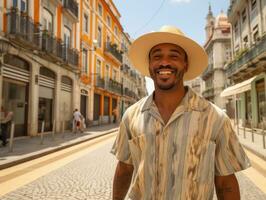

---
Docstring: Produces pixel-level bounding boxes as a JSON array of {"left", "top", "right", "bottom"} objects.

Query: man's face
[{"left": 149, "top": 43, "right": 188, "bottom": 91}]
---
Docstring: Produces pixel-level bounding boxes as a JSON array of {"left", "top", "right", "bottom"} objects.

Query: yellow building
[{"left": 79, "top": 0, "right": 123, "bottom": 125}]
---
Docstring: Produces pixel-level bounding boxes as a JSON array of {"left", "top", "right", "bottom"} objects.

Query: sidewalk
[
  {"left": 0, "top": 123, "right": 119, "bottom": 170},
  {"left": 235, "top": 125, "right": 266, "bottom": 160}
]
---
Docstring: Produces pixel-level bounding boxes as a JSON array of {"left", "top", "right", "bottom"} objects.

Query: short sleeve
[
  {"left": 215, "top": 117, "right": 251, "bottom": 176},
  {"left": 110, "top": 118, "right": 132, "bottom": 165}
]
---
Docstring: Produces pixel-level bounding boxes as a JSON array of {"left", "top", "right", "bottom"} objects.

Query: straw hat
[{"left": 128, "top": 25, "right": 208, "bottom": 81}]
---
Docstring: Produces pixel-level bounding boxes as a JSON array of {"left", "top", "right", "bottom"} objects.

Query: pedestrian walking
[
  {"left": 112, "top": 107, "right": 118, "bottom": 123},
  {"left": 73, "top": 109, "right": 82, "bottom": 133},
  {"left": 0, "top": 106, "right": 13, "bottom": 146},
  {"left": 111, "top": 26, "right": 250, "bottom": 200}
]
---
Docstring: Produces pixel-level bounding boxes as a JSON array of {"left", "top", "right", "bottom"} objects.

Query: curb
[{"left": 0, "top": 128, "right": 118, "bottom": 170}]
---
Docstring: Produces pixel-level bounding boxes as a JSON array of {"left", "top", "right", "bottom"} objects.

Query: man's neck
[{"left": 153, "top": 85, "right": 187, "bottom": 124}]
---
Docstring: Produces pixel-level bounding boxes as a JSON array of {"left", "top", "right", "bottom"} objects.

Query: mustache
[{"left": 155, "top": 65, "right": 176, "bottom": 71}]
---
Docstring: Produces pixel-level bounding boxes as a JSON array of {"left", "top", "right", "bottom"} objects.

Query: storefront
[
  {"left": 38, "top": 67, "right": 55, "bottom": 132},
  {"left": 2, "top": 54, "right": 29, "bottom": 137}
]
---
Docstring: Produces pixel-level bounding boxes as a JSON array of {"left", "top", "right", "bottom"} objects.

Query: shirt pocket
[
  {"left": 186, "top": 135, "right": 216, "bottom": 183},
  {"left": 128, "top": 134, "right": 146, "bottom": 167}
]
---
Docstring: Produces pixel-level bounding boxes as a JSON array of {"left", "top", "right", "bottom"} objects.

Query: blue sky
[{"left": 113, "top": 0, "right": 230, "bottom": 94}]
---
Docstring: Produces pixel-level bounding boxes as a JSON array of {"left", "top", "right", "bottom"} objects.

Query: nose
[{"left": 159, "top": 56, "right": 171, "bottom": 66}]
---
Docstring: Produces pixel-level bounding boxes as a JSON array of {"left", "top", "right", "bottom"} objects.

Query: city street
[{"left": 0, "top": 134, "right": 266, "bottom": 200}]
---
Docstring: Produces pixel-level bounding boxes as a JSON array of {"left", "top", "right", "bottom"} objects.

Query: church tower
[{"left": 205, "top": 4, "right": 215, "bottom": 41}]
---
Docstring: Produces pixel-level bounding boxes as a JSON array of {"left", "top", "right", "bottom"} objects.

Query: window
[
  {"left": 84, "top": 14, "right": 89, "bottom": 33},
  {"left": 13, "top": 0, "right": 18, "bottom": 7},
  {"left": 112, "top": 69, "right": 117, "bottom": 81},
  {"left": 256, "top": 79, "right": 266, "bottom": 125},
  {"left": 96, "top": 59, "right": 102, "bottom": 77},
  {"left": 242, "top": 9, "right": 246, "bottom": 24},
  {"left": 107, "top": 15, "right": 111, "bottom": 27},
  {"left": 82, "top": 49, "right": 88, "bottom": 73},
  {"left": 97, "top": 25, "right": 102, "bottom": 47},
  {"left": 251, "top": 0, "right": 257, "bottom": 10},
  {"left": 114, "top": 26, "right": 118, "bottom": 35},
  {"left": 42, "top": 8, "right": 53, "bottom": 34},
  {"left": 105, "top": 65, "right": 110, "bottom": 80},
  {"left": 253, "top": 25, "right": 259, "bottom": 42},
  {"left": 98, "top": 3, "right": 103, "bottom": 16},
  {"left": 64, "top": 26, "right": 71, "bottom": 47},
  {"left": 106, "top": 35, "right": 110, "bottom": 46}
]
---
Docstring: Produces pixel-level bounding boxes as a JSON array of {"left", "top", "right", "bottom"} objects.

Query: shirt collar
[{"left": 141, "top": 87, "right": 208, "bottom": 113}]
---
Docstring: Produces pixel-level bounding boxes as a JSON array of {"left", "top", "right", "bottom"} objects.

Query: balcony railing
[
  {"left": 6, "top": 9, "right": 41, "bottom": 48},
  {"left": 105, "top": 42, "right": 123, "bottom": 63},
  {"left": 201, "top": 64, "right": 214, "bottom": 81},
  {"left": 106, "top": 79, "right": 122, "bottom": 95},
  {"left": 226, "top": 35, "right": 266, "bottom": 77},
  {"left": 95, "top": 76, "right": 105, "bottom": 89},
  {"left": 42, "top": 33, "right": 79, "bottom": 67},
  {"left": 63, "top": 0, "right": 79, "bottom": 19},
  {"left": 6, "top": 10, "right": 79, "bottom": 68}
]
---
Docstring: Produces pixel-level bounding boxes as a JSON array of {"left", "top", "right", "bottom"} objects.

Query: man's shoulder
[{"left": 122, "top": 96, "right": 149, "bottom": 118}]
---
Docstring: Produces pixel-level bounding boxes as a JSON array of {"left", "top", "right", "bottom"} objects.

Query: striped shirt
[{"left": 111, "top": 87, "right": 250, "bottom": 200}]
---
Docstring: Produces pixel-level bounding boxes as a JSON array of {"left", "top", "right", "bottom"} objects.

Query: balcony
[
  {"left": 226, "top": 35, "right": 266, "bottom": 78},
  {"left": 42, "top": 33, "right": 79, "bottom": 67},
  {"left": 95, "top": 76, "right": 105, "bottom": 89},
  {"left": 62, "top": 0, "right": 79, "bottom": 21},
  {"left": 6, "top": 9, "right": 41, "bottom": 49},
  {"left": 105, "top": 42, "right": 123, "bottom": 63},
  {"left": 106, "top": 79, "right": 122, "bottom": 95},
  {"left": 6, "top": 9, "right": 79, "bottom": 69},
  {"left": 201, "top": 64, "right": 214, "bottom": 81}
]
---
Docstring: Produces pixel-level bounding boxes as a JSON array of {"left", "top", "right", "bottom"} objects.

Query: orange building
[{"left": 79, "top": 0, "right": 123, "bottom": 124}]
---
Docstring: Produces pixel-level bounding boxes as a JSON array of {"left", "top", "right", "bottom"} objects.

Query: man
[
  {"left": 111, "top": 26, "right": 250, "bottom": 200},
  {"left": 73, "top": 109, "right": 82, "bottom": 133},
  {"left": 0, "top": 106, "right": 13, "bottom": 146}
]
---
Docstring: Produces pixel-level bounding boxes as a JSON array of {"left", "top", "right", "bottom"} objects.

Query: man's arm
[
  {"left": 113, "top": 161, "right": 134, "bottom": 200},
  {"left": 215, "top": 174, "right": 240, "bottom": 200}
]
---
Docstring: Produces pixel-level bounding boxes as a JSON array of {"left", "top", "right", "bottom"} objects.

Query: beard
[{"left": 150, "top": 65, "right": 185, "bottom": 91}]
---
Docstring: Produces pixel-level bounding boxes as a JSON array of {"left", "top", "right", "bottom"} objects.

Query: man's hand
[
  {"left": 113, "top": 161, "right": 134, "bottom": 200},
  {"left": 215, "top": 174, "right": 240, "bottom": 200}
]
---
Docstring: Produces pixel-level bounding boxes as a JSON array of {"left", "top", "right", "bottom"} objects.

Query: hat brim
[{"left": 128, "top": 31, "right": 208, "bottom": 81}]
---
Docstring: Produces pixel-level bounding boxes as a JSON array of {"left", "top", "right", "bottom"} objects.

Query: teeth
[{"left": 158, "top": 71, "right": 172, "bottom": 75}]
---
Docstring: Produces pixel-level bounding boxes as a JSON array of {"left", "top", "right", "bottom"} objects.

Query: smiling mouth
[{"left": 156, "top": 69, "right": 176, "bottom": 75}]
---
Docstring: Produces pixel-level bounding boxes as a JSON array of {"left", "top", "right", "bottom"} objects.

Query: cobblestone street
[{"left": 1, "top": 139, "right": 266, "bottom": 200}]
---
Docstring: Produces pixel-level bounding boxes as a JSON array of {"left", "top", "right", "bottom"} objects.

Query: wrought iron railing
[
  {"left": 6, "top": 8, "right": 41, "bottom": 48},
  {"left": 63, "top": 0, "right": 79, "bottom": 18},
  {"left": 105, "top": 42, "right": 123, "bottom": 63},
  {"left": 226, "top": 35, "right": 266, "bottom": 77},
  {"left": 105, "top": 79, "right": 122, "bottom": 95}
]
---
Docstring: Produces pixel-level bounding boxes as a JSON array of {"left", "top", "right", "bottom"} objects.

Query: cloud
[{"left": 170, "top": 0, "right": 191, "bottom": 3}]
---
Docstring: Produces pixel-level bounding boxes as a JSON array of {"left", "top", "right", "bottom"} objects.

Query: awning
[{"left": 220, "top": 76, "right": 257, "bottom": 97}]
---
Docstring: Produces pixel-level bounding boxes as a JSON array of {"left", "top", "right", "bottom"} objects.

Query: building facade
[
  {"left": 0, "top": 0, "right": 147, "bottom": 137},
  {"left": 221, "top": 0, "right": 266, "bottom": 128},
  {"left": 0, "top": 0, "right": 80, "bottom": 137},
  {"left": 120, "top": 32, "right": 147, "bottom": 116},
  {"left": 201, "top": 6, "right": 231, "bottom": 109}
]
